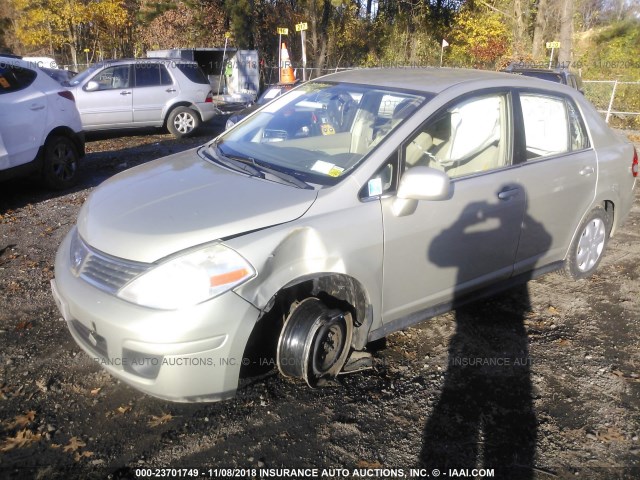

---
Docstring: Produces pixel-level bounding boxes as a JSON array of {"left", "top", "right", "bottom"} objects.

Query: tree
[{"left": 559, "top": 0, "right": 573, "bottom": 65}]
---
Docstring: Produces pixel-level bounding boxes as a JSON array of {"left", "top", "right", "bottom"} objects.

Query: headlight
[{"left": 117, "top": 243, "right": 255, "bottom": 310}]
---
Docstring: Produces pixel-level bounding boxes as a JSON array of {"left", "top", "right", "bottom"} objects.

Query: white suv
[
  {"left": 66, "top": 59, "right": 218, "bottom": 137},
  {"left": 0, "top": 56, "right": 85, "bottom": 189}
]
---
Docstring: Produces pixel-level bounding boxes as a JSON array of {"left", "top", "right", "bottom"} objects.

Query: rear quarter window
[
  {"left": 0, "top": 65, "right": 37, "bottom": 94},
  {"left": 175, "top": 64, "right": 209, "bottom": 84}
]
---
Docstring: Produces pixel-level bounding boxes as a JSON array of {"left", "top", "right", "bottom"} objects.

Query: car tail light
[
  {"left": 633, "top": 147, "right": 638, "bottom": 178},
  {"left": 205, "top": 91, "right": 213, "bottom": 103},
  {"left": 58, "top": 90, "right": 75, "bottom": 102}
]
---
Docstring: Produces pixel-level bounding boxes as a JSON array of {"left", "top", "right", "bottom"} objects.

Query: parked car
[
  {"left": 52, "top": 68, "right": 637, "bottom": 401},
  {"left": 502, "top": 64, "right": 584, "bottom": 93},
  {"left": 225, "top": 82, "right": 299, "bottom": 130},
  {"left": 0, "top": 56, "right": 85, "bottom": 189},
  {"left": 65, "top": 58, "right": 218, "bottom": 137}
]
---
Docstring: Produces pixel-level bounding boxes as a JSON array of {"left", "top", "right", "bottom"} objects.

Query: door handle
[
  {"left": 29, "top": 104, "right": 45, "bottom": 111},
  {"left": 119, "top": 91, "right": 132, "bottom": 96},
  {"left": 579, "top": 166, "right": 595, "bottom": 176},
  {"left": 165, "top": 88, "right": 176, "bottom": 93},
  {"left": 497, "top": 187, "right": 520, "bottom": 201}
]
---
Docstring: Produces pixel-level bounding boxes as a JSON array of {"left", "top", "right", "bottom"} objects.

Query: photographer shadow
[{"left": 419, "top": 199, "right": 551, "bottom": 479}]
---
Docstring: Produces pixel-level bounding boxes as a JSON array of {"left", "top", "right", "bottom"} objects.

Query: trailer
[{"left": 147, "top": 48, "right": 259, "bottom": 109}]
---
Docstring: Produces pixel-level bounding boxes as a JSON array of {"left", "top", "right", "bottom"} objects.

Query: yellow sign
[
  {"left": 225, "top": 32, "right": 231, "bottom": 38},
  {"left": 546, "top": 41, "right": 561, "bottom": 49},
  {"left": 277, "top": 27, "right": 288, "bottom": 35},
  {"left": 295, "top": 22, "right": 308, "bottom": 32}
]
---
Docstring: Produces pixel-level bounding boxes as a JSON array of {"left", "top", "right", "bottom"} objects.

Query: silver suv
[{"left": 65, "top": 59, "right": 217, "bottom": 137}]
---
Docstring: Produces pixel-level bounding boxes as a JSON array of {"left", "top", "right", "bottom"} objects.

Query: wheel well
[
  {"left": 45, "top": 127, "right": 85, "bottom": 157},
  {"left": 239, "top": 274, "right": 371, "bottom": 378},
  {"left": 164, "top": 103, "right": 201, "bottom": 127}
]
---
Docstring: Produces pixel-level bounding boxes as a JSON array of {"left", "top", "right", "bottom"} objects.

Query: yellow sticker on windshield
[{"left": 328, "top": 166, "right": 344, "bottom": 177}]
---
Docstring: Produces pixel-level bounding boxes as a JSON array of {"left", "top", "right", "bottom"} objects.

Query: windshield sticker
[
  {"left": 368, "top": 178, "right": 383, "bottom": 196},
  {"left": 328, "top": 166, "right": 344, "bottom": 177},
  {"left": 311, "top": 160, "right": 344, "bottom": 177}
]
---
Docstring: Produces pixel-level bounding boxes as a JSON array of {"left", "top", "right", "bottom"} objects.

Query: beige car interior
[{"left": 404, "top": 94, "right": 508, "bottom": 178}]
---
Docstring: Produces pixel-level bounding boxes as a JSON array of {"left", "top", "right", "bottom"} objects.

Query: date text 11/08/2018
[{"left": 134, "top": 467, "right": 496, "bottom": 478}]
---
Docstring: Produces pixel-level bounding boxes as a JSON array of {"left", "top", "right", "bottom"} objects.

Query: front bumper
[{"left": 51, "top": 231, "right": 260, "bottom": 402}]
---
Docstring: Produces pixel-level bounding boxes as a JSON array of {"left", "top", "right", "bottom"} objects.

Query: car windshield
[
  {"left": 206, "top": 82, "right": 429, "bottom": 187},
  {"left": 67, "top": 64, "right": 103, "bottom": 86}
]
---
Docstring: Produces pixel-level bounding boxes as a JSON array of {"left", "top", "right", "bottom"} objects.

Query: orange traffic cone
[{"left": 280, "top": 42, "right": 296, "bottom": 84}]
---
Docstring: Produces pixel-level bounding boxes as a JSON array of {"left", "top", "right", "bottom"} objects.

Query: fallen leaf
[
  {"left": 7, "top": 411, "right": 36, "bottom": 428},
  {"left": 116, "top": 405, "right": 131, "bottom": 415},
  {"left": 74, "top": 451, "right": 94, "bottom": 462},
  {"left": 598, "top": 427, "right": 625, "bottom": 443},
  {"left": 63, "top": 436, "right": 86, "bottom": 453},
  {"left": 90, "top": 388, "right": 101, "bottom": 396},
  {"left": 557, "top": 338, "right": 570, "bottom": 346},
  {"left": 357, "top": 460, "right": 383, "bottom": 469},
  {"left": 35, "top": 379, "right": 47, "bottom": 393},
  {"left": 51, "top": 443, "right": 61, "bottom": 449},
  {"left": 14, "top": 321, "right": 32, "bottom": 331},
  {"left": 0, "top": 429, "right": 42, "bottom": 452},
  {"left": 148, "top": 413, "right": 173, "bottom": 427},
  {"left": 548, "top": 306, "right": 558, "bottom": 313},
  {"left": 612, "top": 370, "right": 625, "bottom": 377}
]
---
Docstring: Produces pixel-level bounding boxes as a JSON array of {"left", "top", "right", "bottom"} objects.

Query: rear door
[
  {"left": 0, "top": 65, "right": 46, "bottom": 168},
  {"left": 132, "top": 63, "right": 176, "bottom": 126},
  {"left": 76, "top": 65, "right": 133, "bottom": 128},
  {"left": 512, "top": 91, "right": 597, "bottom": 274}
]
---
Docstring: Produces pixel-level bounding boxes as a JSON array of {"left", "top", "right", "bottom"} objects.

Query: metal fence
[{"left": 582, "top": 80, "right": 640, "bottom": 127}]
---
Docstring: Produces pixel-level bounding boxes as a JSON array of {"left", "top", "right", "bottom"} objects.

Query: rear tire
[
  {"left": 167, "top": 107, "right": 200, "bottom": 138},
  {"left": 42, "top": 136, "right": 79, "bottom": 190},
  {"left": 564, "top": 206, "right": 611, "bottom": 280}
]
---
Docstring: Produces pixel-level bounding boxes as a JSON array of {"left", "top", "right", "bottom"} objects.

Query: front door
[
  {"left": 380, "top": 91, "right": 526, "bottom": 324},
  {"left": 77, "top": 65, "right": 133, "bottom": 129}
]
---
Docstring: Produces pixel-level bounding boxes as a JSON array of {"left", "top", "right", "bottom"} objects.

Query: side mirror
[
  {"left": 393, "top": 166, "right": 451, "bottom": 217},
  {"left": 397, "top": 166, "right": 451, "bottom": 201},
  {"left": 84, "top": 81, "right": 99, "bottom": 92}
]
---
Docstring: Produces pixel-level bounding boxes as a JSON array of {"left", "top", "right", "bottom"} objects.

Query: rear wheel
[
  {"left": 564, "top": 206, "right": 611, "bottom": 280},
  {"left": 166, "top": 107, "right": 200, "bottom": 138},
  {"left": 42, "top": 136, "right": 79, "bottom": 190},
  {"left": 277, "top": 297, "right": 353, "bottom": 387}
]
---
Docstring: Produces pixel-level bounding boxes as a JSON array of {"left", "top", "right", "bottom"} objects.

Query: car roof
[
  {"left": 318, "top": 67, "right": 566, "bottom": 95},
  {"left": 89, "top": 58, "right": 199, "bottom": 67}
]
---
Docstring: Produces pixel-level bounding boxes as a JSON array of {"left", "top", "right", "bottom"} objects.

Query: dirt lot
[{"left": 1, "top": 122, "right": 639, "bottom": 480}]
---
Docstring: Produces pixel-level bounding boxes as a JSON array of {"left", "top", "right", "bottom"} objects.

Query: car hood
[{"left": 77, "top": 147, "right": 318, "bottom": 263}]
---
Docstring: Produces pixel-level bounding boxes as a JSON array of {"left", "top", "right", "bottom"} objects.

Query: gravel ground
[{"left": 0, "top": 123, "right": 639, "bottom": 480}]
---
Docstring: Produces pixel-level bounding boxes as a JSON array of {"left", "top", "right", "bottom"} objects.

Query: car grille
[
  {"left": 70, "top": 320, "right": 109, "bottom": 358},
  {"left": 70, "top": 229, "right": 151, "bottom": 295}
]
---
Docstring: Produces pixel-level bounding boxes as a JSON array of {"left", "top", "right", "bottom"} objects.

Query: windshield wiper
[
  {"left": 201, "top": 145, "right": 263, "bottom": 178},
  {"left": 207, "top": 144, "right": 313, "bottom": 190}
]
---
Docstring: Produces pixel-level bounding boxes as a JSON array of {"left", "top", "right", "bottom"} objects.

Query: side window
[
  {"left": 360, "top": 151, "right": 399, "bottom": 200},
  {"left": 90, "top": 65, "right": 131, "bottom": 90},
  {"left": 0, "top": 65, "right": 37, "bottom": 94},
  {"left": 134, "top": 64, "right": 174, "bottom": 87},
  {"left": 159, "top": 65, "right": 172, "bottom": 85},
  {"left": 402, "top": 93, "right": 510, "bottom": 179},
  {"left": 520, "top": 94, "right": 569, "bottom": 158},
  {"left": 567, "top": 101, "right": 590, "bottom": 150}
]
